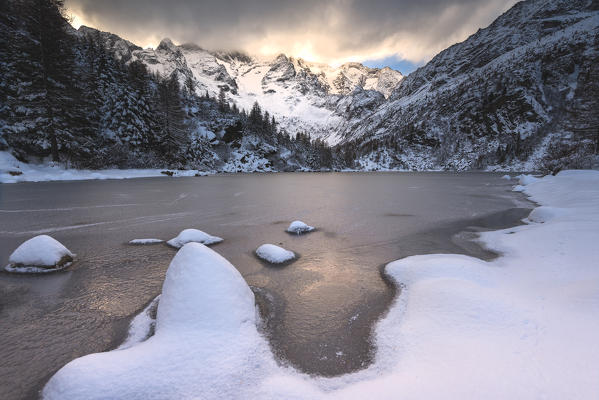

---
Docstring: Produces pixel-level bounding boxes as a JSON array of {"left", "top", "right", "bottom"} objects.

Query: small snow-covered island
[
  {"left": 166, "top": 229, "right": 223, "bottom": 248},
  {"left": 128, "top": 238, "right": 164, "bottom": 245},
  {"left": 256, "top": 244, "right": 296, "bottom": 264},
  {"left": 5, "top": 235, "right": 74, "bottom": 273},
  {"left": 286, "top": 220, "right": 315, "bottom": 235},
  {"left": 1, "top": 0, "right": 598, "bottom": 399}
]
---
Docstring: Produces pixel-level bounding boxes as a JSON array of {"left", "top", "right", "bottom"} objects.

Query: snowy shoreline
[
  {"left": 42, "top": 170, "right": 599, "bottom": 399},
  {"left": 1, "top": 151, "right": 533, "bottom": 184}
]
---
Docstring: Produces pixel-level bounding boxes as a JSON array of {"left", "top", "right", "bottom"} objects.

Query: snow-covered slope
[
  {"left": 338, "top": 0, "right": 599, "bottom": 171},
  {"left": 78, "top": 28, "right": 404, "bottom": 144}
]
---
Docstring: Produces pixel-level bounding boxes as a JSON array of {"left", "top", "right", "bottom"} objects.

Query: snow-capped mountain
[
  {"left": 2, "top": 0, "right": 596, "bottom": 173},
  {"left": 77, "top": 27, "right": 404, "bottom": 144},
  {"left": 338, "top": 0, "right": 599, "bottom": 171}
]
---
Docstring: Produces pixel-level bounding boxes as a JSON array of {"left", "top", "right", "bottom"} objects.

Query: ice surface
[
  {"left": 128, "top": 239, "right": 164, "bottom": 244},
  {"left": 166, "top": 229, "right": 223, "bottom": 248},
  {"left": 5, "top": 235, "right": 74, "bottom": 273},
  {"left": 43, "top": 170, "right": 599, "bottom": 399},
  {"left": 286, "top": 220, "right": 315, "bottom": 234},
  {"left": 256, "top": 244, "right": 295, "bottom": 264}
]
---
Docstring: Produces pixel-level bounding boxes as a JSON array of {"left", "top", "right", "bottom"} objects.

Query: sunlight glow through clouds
[{"left": 65, "top": 0, "right": 518, "bottom": 68}]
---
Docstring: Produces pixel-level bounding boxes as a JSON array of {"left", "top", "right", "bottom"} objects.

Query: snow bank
[
  {"left": 517, "top": 173, "right": 540, "bottom": 186},
  {"left": 166, "top": 229, "right": 223, "bottom": 248},
  {"left": 0, "top": 151, "right": 211, "bottom": 183},
  {"left": 43, "top": 170, "right": 599, "bottom": 399},
  {"left": 128, "top": 238, "right": 164, "bottom": 245},
  {"left": 5, "top": 235, "right": 74, "bottom": 273},
  {"left": 286, "top": 220, "right": 315, "bottom": 234},
  {"left": 256, "top": 244, "right": 295, "bottom": 264}
]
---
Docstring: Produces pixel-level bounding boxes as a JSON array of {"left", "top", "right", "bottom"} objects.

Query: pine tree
[
  {"left": 218, "top": 87, "right": 228, "bottom": 112},
  {"left": 2, "top": 0, "right": 78, "bottom": 161},
  {"left": 156, "top": 75, "right": 189, "bottom": 165},
  {"left": 249, "top": 101, "right": 263, "bottom": 131}
]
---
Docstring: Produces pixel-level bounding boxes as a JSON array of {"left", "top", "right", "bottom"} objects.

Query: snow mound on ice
[
  {"left": 129, "top": 238, "right": 163, "bottom": 244},
  {"left": 166, "top": 229, "right": 223, "bottom": 248},
  {"left": 43, "top": 243, "right": 276, "bottom": 400},
  {"left": 5, "top": 235, "right": 74, "bottom": 273},
  {"left": 286, "top": 220, "right": 315, "bottom": 234},
  {"left": 256, "top": 244, "right": 295, "bottom": 264},
  {"left": 501, "top": 174, "right": 511, "bottom": 180}
]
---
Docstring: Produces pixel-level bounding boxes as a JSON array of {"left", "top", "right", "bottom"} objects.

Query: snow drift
[{"left": 43, "top": 170, "right": 599, "bottom": 399}]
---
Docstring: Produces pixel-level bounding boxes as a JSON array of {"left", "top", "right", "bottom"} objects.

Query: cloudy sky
[{"left": 67, "top": 0, "right": 517, "bottom": 73}]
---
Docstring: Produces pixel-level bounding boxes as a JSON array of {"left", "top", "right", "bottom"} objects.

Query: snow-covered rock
[
  {"left": 286, "top": 220, "right": 315, "bottom": 234},
  {"left": 166, "top": 229, "right": 223, "bottom": 248},
  {"left": 5, "top": 235, "right": 74, "bottom": 273},
  {"left": 43, "top": 242, "right": 270, "bottom": 400},
  {"left": 129, "top": 239, "right": 164, "bottom": 245},
  {"left": 255, "top": 244, "right": 295, "bottom": 264}
]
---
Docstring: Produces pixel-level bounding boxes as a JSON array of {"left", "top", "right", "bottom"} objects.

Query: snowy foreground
[{"left": 43, "top": 171, "right": 599, "bottom": 399}]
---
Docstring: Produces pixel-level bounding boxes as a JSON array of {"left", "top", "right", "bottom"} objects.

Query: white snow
[
  {"left": 118, "top": 296, "right": 160, "bottom": 350},
  {"left": 128, "top": 239, "right": 164, "bottom": 245},
  {"left": 166, "top": 228, "right": 223, "bottom": 248},
  {"left": 5, "top": 235, "right": 74, "bottom": 273},
  {"left": 43, "top": 170, "right": 599, "bottom": 399},
  {"left": 286, "top": 220, "right": 315, "bottom": 234},
  {"left": 0, "top": 151, "right": 212, "bottom": 183},
  {"left": 43, "top": 243, "right": 276, "bottom": 400},
  {"left": 501, "top": 174, "right": 511, "bottom": 180},
  {"left": 256, "top": 244, "right": 295, "bottom": 264},
  {"left": 517, "top": 173, "right": 541, "bottom": 186}
]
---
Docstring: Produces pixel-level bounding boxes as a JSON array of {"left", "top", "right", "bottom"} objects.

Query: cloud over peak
[{"left": 67, "top": 0, "right": 517, "bottom": 65}]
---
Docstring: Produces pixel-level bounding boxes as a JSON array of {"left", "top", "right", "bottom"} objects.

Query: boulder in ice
[
  {"left": 286, "top": 220, "right": 315, "bottom": 235},
  {"left": 5, "top": 235, "right": 74, "bottom": 273},
  {"left": 256, "top": 244, "right": 295, "bottom": 264},
  {"left": 166, "top": 229, "right": 223, "bottom": 248}
]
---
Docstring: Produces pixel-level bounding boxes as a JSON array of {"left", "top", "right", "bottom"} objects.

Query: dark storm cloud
[{"left": 67, "top": 0, "right": 517, "bottom": 63}]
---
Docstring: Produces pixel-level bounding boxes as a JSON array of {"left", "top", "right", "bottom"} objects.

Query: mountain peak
[{"left": 157, "top": 38, "right": 178, "bottom": 52}]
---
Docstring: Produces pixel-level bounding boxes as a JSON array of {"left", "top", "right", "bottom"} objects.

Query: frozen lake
[{"left": 0, "top": 172, "right": 531, "bottom": 399}]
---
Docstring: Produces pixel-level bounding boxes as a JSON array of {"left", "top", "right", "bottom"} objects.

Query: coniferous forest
[{"left": 0, "top": 0, "right": 336, "bottom": 172}]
